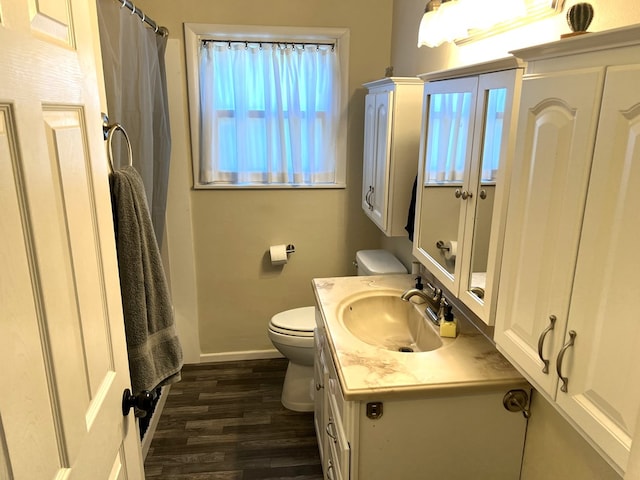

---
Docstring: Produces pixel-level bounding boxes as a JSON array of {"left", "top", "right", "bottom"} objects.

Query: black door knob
[{"left": 122, "top": 388, "right": 154, "bottom": 417}]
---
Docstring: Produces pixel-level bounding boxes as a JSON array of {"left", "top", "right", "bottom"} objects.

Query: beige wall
[
  {"left": 388, "top": 1, "right": 640, "bottom": 479},
  {"left": 135, "top": 0, "right": 392, "bottom": 357}
]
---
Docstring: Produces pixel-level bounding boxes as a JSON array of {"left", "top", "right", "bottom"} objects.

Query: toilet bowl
[
  {"left": 268, "top": 249, "right": 407, "bottom": 412},
  {"left": 267, "top": 306, "right": 316, "bottom": 412}
]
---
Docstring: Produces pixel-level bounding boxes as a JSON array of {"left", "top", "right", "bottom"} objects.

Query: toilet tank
[{"left": 356, "top": 250, "right": 407, "bottom": 276}]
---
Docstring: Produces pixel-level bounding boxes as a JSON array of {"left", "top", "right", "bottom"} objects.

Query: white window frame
[{"left": 184, "top": 23, "right": 350, "bottom": 189}]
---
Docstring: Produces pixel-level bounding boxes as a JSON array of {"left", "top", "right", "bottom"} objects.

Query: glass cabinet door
[
  {"left": 459, "top": 69, "right": 521, "bottom": 323},
  {"left": 416, "top": 76, "right": 478, "bottom": 287},
  {"left": 465, "top": 87, "right": 507, "bottom": 301}
]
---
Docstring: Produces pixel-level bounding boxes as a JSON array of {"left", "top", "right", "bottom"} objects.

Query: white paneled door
[{"left": 0, "top": 0, "right": 144, "bottom": 478}]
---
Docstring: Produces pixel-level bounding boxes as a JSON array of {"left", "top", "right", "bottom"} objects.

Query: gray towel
[{"left": 110, "top": 165, "right": 183, "bottom": 393}]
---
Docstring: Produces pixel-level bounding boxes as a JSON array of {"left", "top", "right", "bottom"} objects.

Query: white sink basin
[{"left": 338, "top": 292, "right": 443, "bottom": 353}]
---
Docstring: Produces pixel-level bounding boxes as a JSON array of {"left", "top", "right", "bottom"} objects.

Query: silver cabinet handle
[
  {"left": 556, "top": 330, "right": 577, "bottom": 393},
  {"left": 537, "top": 315, "right": 557, "bottom": 374},
  {"left": 368, "top": 186, "right": 375, "bottom": 210},
  {"left": 479, "top": 189, "right": 487, "bottom": 200},
  {"left": 326, "top": 421, "right": 337, "bottom": 443},
  {"left": 365, "top": 185, "right": 374, "bottom": 210},
  {"left": 315, "top": 382, "right": 324, "bottom": 391},
  {"left": 455, "top": 188, "right": 463, "bottom": 198}
]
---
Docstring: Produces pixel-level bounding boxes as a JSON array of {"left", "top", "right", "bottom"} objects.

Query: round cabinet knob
[
  {"left": 503, "top": 389, "right": 531, "bottom": 419},
  {"left": 455, "top": 189, "right": 473, "bottom": 200}
]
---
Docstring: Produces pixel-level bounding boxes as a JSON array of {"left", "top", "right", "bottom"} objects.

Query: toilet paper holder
[
  {"left": 436, "top": 240, "right": 450, "bottom": 252},
  {"left": 269, "top": 244, "right": 296, "bottom": 266}
]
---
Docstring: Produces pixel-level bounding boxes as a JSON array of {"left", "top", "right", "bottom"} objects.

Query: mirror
[
  {"left": 467, "top": 88, "right": 507, "bottom": 302},
  {"left": 417, "top": 89, "right": 474, "bottom": 279}
]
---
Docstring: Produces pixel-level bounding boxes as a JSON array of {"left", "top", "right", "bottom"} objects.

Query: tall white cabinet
[
  {"left": 362, "top": 78, "right": 423, "bottom": 236},
  {"left": 495, "top": 25, "right": 640, "bottom": 475}
]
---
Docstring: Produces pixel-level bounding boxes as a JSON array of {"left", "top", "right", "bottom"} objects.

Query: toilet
[{"left": 267, "top": 249, "right": 407, "bottom": 411}]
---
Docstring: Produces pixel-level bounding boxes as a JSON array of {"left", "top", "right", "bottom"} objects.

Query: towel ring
[{"left": 105, "top": 123, "right": 133, "bottom": 173}]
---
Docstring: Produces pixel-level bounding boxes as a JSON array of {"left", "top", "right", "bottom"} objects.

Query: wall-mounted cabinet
[
  {"left": 362, "top": 78, "right": 423, "bottom": 236},
  {"left": 494, "top": 25, "right": 640, "bottom": 476},
  {"left": 412, "top": 59, "right": 523, "bottom": 325}
]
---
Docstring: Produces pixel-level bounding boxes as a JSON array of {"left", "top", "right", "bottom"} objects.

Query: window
[{"left": 185, "top": 24, "right": 349, "bottom": 189}]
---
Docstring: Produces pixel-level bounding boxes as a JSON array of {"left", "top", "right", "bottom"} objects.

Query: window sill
[{"left": 193, "top": 182, "right": 346, "bottom": 190}]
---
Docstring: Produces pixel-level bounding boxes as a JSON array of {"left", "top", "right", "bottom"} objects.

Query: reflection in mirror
[
  {"left": 418, "top": 90, "right": 474, "bottom": 277},
  {"left": 467, "top": 87, "right": 507, "bottom": 302}
]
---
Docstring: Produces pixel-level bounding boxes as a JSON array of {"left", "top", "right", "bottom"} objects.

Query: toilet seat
[{"left": 269, "top": 306, "right": 315, "bottom": 337}]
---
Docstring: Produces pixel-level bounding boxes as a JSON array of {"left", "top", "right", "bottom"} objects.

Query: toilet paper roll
[
  {"left": 270, "top": 244, "right": 289, "bottom": 265},
  {"left": 444, "top": 240, "right": 457, "bottom": 261}
]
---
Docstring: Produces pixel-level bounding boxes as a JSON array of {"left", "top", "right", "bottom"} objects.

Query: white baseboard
[{"left": 199, "top": 349, "right": 284, "bottom": 364}]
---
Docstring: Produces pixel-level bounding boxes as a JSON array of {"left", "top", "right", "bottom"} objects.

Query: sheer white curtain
[
  {"left": 97, "top": 0, "right": 171, "bottom": 246},
  {"left": 198, "top": 41, "right": 340, "bottom": 186},
  {"left": 425, "top": 91, "right": 473, "bottom": 183},
  {"left": 425, "top": 88, "right": 505, "bottom": 184},
  {"left": 480, "top": 88, "right": 507, "bottom": 182}
]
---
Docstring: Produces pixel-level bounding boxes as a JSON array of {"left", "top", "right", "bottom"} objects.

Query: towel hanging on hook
[{"left": 102, "top": 113, "right": 133, "bottom": 173}]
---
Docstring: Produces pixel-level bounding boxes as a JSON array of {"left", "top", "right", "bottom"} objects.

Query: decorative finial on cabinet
[{"left": 562, "top": 2, "right": 594, "bottom": 38}]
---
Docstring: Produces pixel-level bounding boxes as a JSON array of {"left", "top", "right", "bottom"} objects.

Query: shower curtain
[{"left": 96, "top": 0, "right": 171, "bottom": 247}]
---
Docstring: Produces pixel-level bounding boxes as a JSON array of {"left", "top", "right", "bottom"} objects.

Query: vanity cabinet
[
  {"left": 412, "top": 58, "right": 523, "bottom": 325},
  {"left": 494, "top": 26, "right": 640, "bottom": 475},
  {"left": 362, "top": 77, "right": 423, "bottom": 236},
  {"left": 314, "top": 307, "right": 528, "bottom": 480}
]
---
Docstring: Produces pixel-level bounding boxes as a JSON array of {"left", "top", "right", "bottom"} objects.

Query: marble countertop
[{"left": 312, "top": 274, "right": 526, "bottom": 401}]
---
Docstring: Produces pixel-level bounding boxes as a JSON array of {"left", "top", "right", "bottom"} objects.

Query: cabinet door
[
  {"left": 314, "top": 332, "right": 327, "bottom": 462},
  {"left": 414, "top": 76, "right": 478, "bottom": 291},
  {"left": 459, "top": 69, "right": 521, "bottom": 324},
  {"left": 555, "top": 65, "right": 640, "bottom": 472},
  {"left": 494, "top": 68, "right": 604, "bottom": 396},
  {"left": 362, "top": 91, "right": 392, "bottom": 231},
  {"left": 371, "top": 92, "right": 392, "bottom": 230},
  {"left": 362, "top": 93, "right": 377, "bottom": 214}
]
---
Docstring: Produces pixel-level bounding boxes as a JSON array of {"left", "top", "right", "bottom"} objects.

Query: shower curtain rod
[{"left": 117, "top": 0, "right": 168, "bottom": 36}]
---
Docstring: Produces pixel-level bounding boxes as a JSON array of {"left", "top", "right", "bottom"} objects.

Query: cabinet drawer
[
  {"left": 325, "top": 450, "right": 344, "bottom": 480},
  {"left": 324, "top": 345, "right": 345, "bottom": 418},
  {"left": 326, "top": 392, "right": 350, "bottom": 480}
]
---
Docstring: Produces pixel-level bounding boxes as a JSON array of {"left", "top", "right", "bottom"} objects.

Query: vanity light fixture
[
  {"left": 417, "top": 0, "right": 465, "bottom": 48},
  {"left": 417, "top": 0, "right": 528, "bottom": 48}
]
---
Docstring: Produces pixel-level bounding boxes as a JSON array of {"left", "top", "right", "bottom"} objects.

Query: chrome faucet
[
  {"left": 400, "top": 281, "right": 441, "bottom": 303},
  {"left": 400, "top": 288, "right": 432, "bottom": 303},
  {"left": 401, "top": 281, "right": 443, "bottom": 326}
]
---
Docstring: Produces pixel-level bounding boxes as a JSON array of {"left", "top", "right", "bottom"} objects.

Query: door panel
[{"left": 0, "top": 0, "right": 144, "bottom": 477}]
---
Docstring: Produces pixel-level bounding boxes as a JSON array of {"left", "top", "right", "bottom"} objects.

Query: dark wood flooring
[{"left": 144, "top": 358, "right": 323, "bottom": 480}]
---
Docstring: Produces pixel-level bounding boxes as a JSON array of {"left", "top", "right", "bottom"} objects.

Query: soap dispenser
[{"left": 438, "top": 298, "right": 457, "bottom": 338}]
